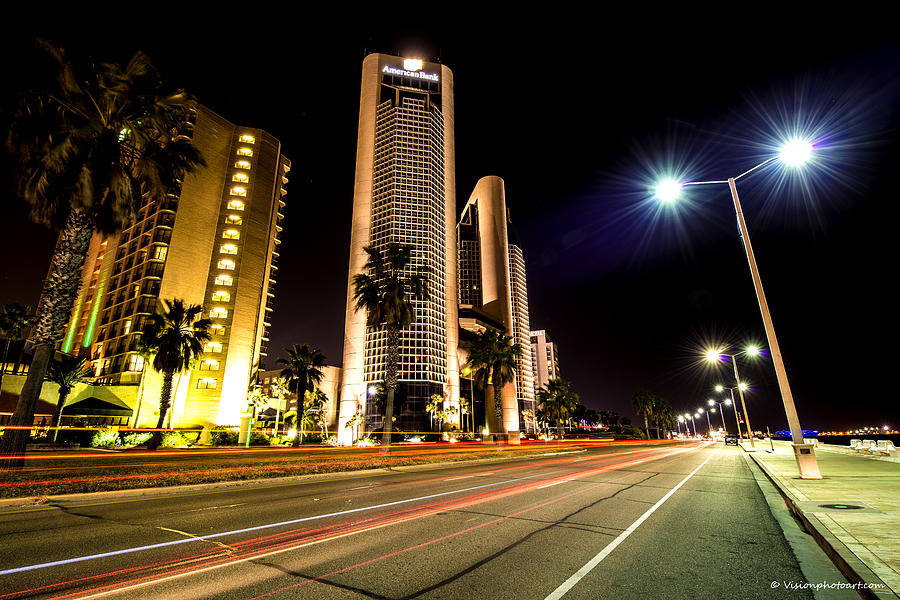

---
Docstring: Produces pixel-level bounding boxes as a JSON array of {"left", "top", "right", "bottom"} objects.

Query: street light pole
[{"left": 658, "top": 143, "right": 822, "bottom": 479}]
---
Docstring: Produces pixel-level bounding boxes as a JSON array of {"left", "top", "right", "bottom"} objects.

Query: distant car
[{"left": 724, "top": 433, "right": 739, "bottom": 446}]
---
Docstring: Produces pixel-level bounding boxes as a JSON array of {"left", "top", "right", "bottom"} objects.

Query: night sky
[{"left": 2, "top": 13, "right": 898, "bottom": 432}]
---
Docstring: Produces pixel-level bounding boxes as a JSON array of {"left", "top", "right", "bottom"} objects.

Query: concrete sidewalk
[{"left": 748, "top": 440, "right": 900, "bottom": 599}]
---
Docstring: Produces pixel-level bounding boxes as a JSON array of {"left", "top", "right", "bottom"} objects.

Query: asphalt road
[{"left": 0, "top": 442, "right": 833, "bottom": 599}]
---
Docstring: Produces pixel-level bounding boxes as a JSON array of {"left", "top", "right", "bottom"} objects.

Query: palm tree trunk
[
  {"left": 0, "top": 338, "right": 10, "bottom": 391},
  {"left": 643, "top": 415, "right": 650, "bottom": 440},
  {"left": 0, "top": 208, "right": 94, "bottom": 469},
  {"left": 150, "top": 372, "right": 175, "bottom": 448},
  {"left": 381, "top": 325, "right": 400, "bottom": 449},
  {"left": 493, "top": 381, "right": 503, "bottom": 436},
  {"left": 52, "top": 388, "right": 70, "bottom": 443}
]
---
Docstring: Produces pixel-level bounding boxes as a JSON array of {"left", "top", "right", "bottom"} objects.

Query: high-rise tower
[
  {"left": 457, "top": 176, "right": 534, "bottom": 434},
  {"left": 339, "top": 54, "right": 459, "bottom": 443}
]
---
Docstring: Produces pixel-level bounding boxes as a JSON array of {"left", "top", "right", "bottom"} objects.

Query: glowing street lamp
[
  {"left": 706, "top": 346, "right": 761, "bottom": 448},
  {"left": 656, "top": 142, "right": 821, "bottom": 478},
  {"left": 715, "top": 384, "right": 747, "bottom": 441},
  {"left": 683, "top": 413, "right": 694, "bottom": 436},
  {"left": 708, "top": 398, "right": 728, "bottom": 433}
]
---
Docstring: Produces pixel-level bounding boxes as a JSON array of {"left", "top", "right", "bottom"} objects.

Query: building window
[
  {"left": 220, "top": 244, "right": 238, "bottom": 255},
  {"left": 215, "top": 274, "right": 234, "bottom": 287},
  {"left": 212, "top": 290, "right": 231, "bottom": 302},
  {"left": 217, "top": 259, "right": 235, "bottom": 271},
  {"left": 235, "top": 160, "right": 251, "bottom": 170},
  {"left": 204, "top": 341, "right": 223, "bottom": 353},
  {"left": 197, "top": 377, "right": 218, "bottom": 389},
  {"left": 239, "top": 134, "right": 255, "bottom": 144},
  {"left": 237, "top": 147, "right": 253, "bottom": 157},
  {"left": 225, "top": 214, "right": 243, "bottom": 225},
  {"left": 126, "top": 354, "right": 144, "bottom": 372},
  {"left": 232, "top": 173, "right": 249, "bottom": 183},
  {"left": 199, "top": 359, "right": 220, "bottom": 371},
  {"left": 209, "top": 308, "right": 228, "bottom": 319},
  {"left": 230, "top": 186, "right": 247, "bottom": 197},
  {"left": 152, "top": 246, "right": 168, "bottom": 261},
  {"left": 227, "top": 199, "right": 245, "bottom": 211},
  {"left": 223, "top": 229, "right": 240, "bottom": 240},
  {"left": 211, "top": 324, "right": 226, "bottom": 336}
]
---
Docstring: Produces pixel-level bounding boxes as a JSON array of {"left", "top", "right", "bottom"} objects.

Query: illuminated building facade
[
  {"left": 457, "top": 177, "right": 534, "bottom": 433},
  {"left": 59, "top": 105, "right": 289, "bottom": 429},
  {"left": 530, "top": 329, "right": 560, "bottom": 393},
  {"left": 338, "top": 54, "right": 459, "bottom": 443}
]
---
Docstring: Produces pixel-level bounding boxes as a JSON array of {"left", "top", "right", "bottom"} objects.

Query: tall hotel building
[
  {"left": 458, "top": 177, "right": 535, "bottom": 433},
  {"left": 59, "top": 105, "right": 289, "bottom": 429},
  {"left": 531, "top": 329, "right": 561, "bottom": 392},
  {"left": 339, "top": 54, "right": 459, "bottom": 443}
]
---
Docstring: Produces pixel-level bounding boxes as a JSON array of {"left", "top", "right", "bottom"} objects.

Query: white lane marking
[
  {"left": 537, "top": 479, "right": 573, "bottom": 489},
  {"left": 475, "top": 472, "right": 495, "bottom": 476},
  {"left": 0, "top": 475, "right": 534, "bottom": 577},
  {"left": 544, "top": 448, "right": 718, "bottom": 600},
  {"left": 348, "top": 485, "right": 375, "bottom": 490},
  {"left": 444, "top": 475, "right": 474, "bottom": 481}
]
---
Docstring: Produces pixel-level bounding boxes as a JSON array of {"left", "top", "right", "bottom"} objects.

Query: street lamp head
[
  {"left": 694, "top": 413, "right": 700, "bottom": 419},
  {"left": 684, "top": 413, "right": 691, "bottom": 419},
  {"left": 714, "top": 384, "right": 725, "bottom": 393},
  {"left": 655, "top": 178, "right": 683, "bottom": 203},
  {"left": 708, "top": 399, "right": 715, "bottom": 406},
  {"left": 779, "top": 139, "right": 813, "bottom": 167},
  {"left": 710, "top": 407, "right": 717, "bottom": 413},
  {"left": 705, "top": 349, "right": 723, "bottom": 363},
  {"left": 724, "top": 398, "right": 732, "bottom": 406},
  {"left": 698, "top": 407, "right": 704, "bottom": 413},
  {"left": 678, "top": 415, "right": 685, "bottom": 422},
  {"left": 738, "top": 382, "right": 749, "bottom": 391},
  {"left": 745, "top": 345, "right": 760, "bottom": 357}
]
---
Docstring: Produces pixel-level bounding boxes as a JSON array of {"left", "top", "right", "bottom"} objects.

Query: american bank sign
[{"left": 382, "top": 64, "right": 439, "bottom": 82}]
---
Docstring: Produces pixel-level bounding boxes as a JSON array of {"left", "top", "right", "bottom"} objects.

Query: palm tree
[
  {"left": 351, "top": 243, "right": 428, "bottom": 447},
  {"left": 46, "top": 354, "right": 93, "bottom": 442},
  {"left": 631, "top": 390, "right": 655, "bottom": 440},
  {"left": 538, "top": 378, "right": 580, "bottom": 439},
  {"left": 277, "top": 344, "right": 326, "bottom": 446},
  {"left": 0, "top": 303, "right": 37, "bottom": 389},
  {"left": 462, "top": 328, "right": 522, "bottom": 436},
  {"left": 650, "top": 395, "right": 672, "bottom": 438},
  {"left": 139, "top": 299, "right": 211, "bottom": 448},
  {"left": 1, "top": 42, "right": 204, "bottom": 463}
]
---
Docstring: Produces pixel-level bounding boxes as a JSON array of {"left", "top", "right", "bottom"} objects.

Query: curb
[{"left": 748, "top": 452, "right": 898, "bottom": 600}]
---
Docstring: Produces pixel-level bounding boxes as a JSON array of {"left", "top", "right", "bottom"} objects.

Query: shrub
[
  {"left": 161, "top": 431, "right": 190, "bottom": 447},
  {"left": 122, "top": 432, "right": 153, "bottom": 446},
  {"left": 323, "top": 435, "right": 339, "bottom": 446},
  {"left": 211, "top": 429, "right": 239, "bottom": 445},
  {"left": 354, "top": 436, "right": 378, "bottom": 447},
  {"left": 248, "top": 430, "right": 271, "bottom": 446},
  {"left": 90, "top": 428, "right": 122, "bottom": 447}
]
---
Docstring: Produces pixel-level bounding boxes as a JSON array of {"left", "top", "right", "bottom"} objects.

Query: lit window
[
  {"left": 212, "top": 290, "right": 231, "bottom": 302},
  {"left": 230, "top": 186, "right": 247, "bottom": 197},
  {"left": 197, "top": 377, "right": 218, "bottom": 389},
  {"left": 237, "top": 147, "right": 253, "bottom": 157},
  {"left": 223, "top": 229, "right": 240, "bottom": 240},
  {"left": 225, "top": 214, "right": 242, "bottom": 225},
  {"left": 204, "top": 341, "right": 223, "bottom": 353},
  {"left": 235, "top": 160, "right": 251, "bottom": 170},
  {"left": 220, "top": 244, "right": 238, "bottom": 255},
  {"left": 215, "top": 274, "right": 233, "bottom": 286},
  {"left": 127, "top": 354, "right": 144, "bottom": 372},
  {"left": 199, "top": 359, "right": 220, "bottom": 371},
  {"left": 211, "top": 324, "right": 226, "bottom": 336},
  {"left": 152, "top": 246, "right": 168, "bottom": 261},
  {"left": 123, "top": 319, "right": 132, "bottom": 335},
  {"left": 227, "top": 199, "right": 245, "bottom": 211},
  {"left": 232, "top": 173, "right": 249, "bottom": 183},
  {"left": 239, "top": 134, "right": 255, "bottom": 144},
  {"left": 217, "top": 259, "right": 235, "bottom": 271},
  {"left": 209, "top": 307, "right": 228, "bottom": 319}
]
